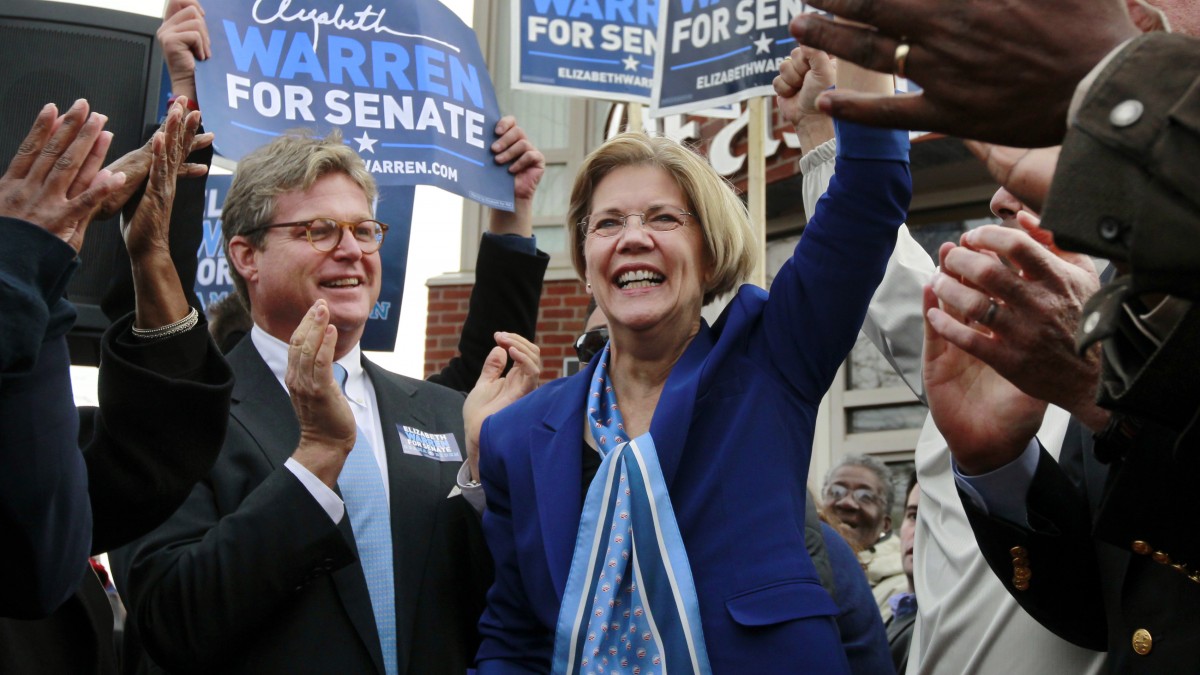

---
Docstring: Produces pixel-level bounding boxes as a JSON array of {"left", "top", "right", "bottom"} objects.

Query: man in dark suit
[
  {"left": 125, "top": 115, "right": 547, "bottom": 673},
  {"left": 924, "top": 208, "right": 1200, "bottom": 671}
]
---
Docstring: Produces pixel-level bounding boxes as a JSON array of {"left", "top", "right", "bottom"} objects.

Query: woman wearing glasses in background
[{"left": 470, "top": 57, "right": 910, "bottom": 673}]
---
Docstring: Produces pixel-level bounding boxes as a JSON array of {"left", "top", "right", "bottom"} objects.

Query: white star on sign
[
  {"left": 622, "top": 55, "right": 640, "bottom": 71},
  {"left": 753, "top": 32, "right": 773, "bottom": 54},
  {"left": 354, "top": 131, "right": 378, "bottom": 154}
]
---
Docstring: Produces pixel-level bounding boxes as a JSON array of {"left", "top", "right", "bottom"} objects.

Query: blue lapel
[{"left": 531, "top": 366, "right": 592, "bottom": 604}]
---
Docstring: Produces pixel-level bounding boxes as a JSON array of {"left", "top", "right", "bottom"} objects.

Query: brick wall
[{"left": 425, "top": 278, "right": 592, "bottom": 386}]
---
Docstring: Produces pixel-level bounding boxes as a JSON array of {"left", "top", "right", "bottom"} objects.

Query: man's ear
[
  {"left": 227, "top": 236, "right": 259, "bottom": 286},
  {"left": 882, "top": 515, "right": 893, "bottom": 536}
]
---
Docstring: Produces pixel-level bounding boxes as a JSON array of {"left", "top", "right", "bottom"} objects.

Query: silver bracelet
[{"left": 131, "top": 306, "right": 200, "bottom": 341}]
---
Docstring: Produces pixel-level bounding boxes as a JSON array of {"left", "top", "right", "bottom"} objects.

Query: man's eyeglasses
[
  {"left": 579, "top": 207, "right": 694, "bottom": 238},
  {"left": 824, "top": 484, "right": 882, "bottom": 507},
  {"left": 574, "top": 327, "right": 608, "bottom": 365},
  {"left": 244, "top": 218, "right": 389, "bottom": 254}
]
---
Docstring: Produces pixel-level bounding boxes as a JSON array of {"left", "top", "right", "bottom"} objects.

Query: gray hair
[
  {"left": 221, "top": 128, "right": 377, "bottom": 308},
  {"left": 823, "top": 454, "right": 896, "bottom": 514}
]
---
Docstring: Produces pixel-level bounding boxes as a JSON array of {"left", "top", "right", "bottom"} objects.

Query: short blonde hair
[
  {"left": 222, "top": 129, "right": 377, "bottom": 308},
  {"left": 567, "top": 133, "right": 757, "bottom": 305}
]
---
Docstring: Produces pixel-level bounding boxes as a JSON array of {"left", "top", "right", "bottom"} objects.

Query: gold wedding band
[{"left": 894, "top": 42, "right": 911, "bottom": 79}]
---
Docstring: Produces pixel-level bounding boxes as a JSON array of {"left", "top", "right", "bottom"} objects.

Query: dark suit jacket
[
  {"left": 127, "top": 341, "right": 490, "bottom": 674},
  {"left": 475, "top": 122, "right": 910, "bottom": 673},
  {"left": 0, "top": 313, "right": 233, "bottom": 675},
  {"left": 962, "top": 419, "right": 1200, "bottom": 673},
  {"left": 885, "top": 608, "right": 915, "bottom": 675}
]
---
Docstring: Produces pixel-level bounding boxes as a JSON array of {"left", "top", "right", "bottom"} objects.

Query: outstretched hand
[
  {"left": 923, "top": 249, "right": 1048, "bottom": 475},
  {"left": 928, "top": 219, "right": 1109, "bottom": 431},
  {"left": 0, "top": 100, "right": 126, "bottom": 251},
  {"left": 463, "top": 332, "right": 541, "bottom": 481},
  {"left": 121, "top": 98, "right": 203, "bottom": 263},
  {"left": 789, "top": 0, "right": 1140, "bottom": 146}
]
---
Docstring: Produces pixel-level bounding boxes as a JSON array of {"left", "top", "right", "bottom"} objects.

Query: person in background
[
  {"left": 886, "top": 475, "right": 919, "bottom": 673},
  {"left": 821, "top": 455, "right": 906, "bottom": 620},
  {"left": 205, "top": 292, "right": 252, "bottom": 354}
]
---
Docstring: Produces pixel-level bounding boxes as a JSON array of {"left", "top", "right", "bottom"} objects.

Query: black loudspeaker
[{"left": 0, "top": 0, "right": 163, "bottom": 365}]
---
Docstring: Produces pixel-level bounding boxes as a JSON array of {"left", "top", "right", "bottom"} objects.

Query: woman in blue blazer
[{"left": 474, "top": 64, "right": 910, "bottom": 673}]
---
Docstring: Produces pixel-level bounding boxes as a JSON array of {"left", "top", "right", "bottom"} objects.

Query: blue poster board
[
  {"left": 652, "top": 0, "right": 805, "bottom": 116},
  {"left": 512, "top": 0, "right": 659, "bottom": 102},
  {"left": 194, "top": 0, "right": 514, "bottom": 211},
  {"left": 193, "top": 174, "right": 414, "bottom": 352}
]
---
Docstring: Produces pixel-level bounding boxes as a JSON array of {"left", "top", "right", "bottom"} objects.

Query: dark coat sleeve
[
  {"left": 821, "top": 523, "right": 892, "bottom": 675},
  {"left": 426, "top": 234, "right": 548, "bottom": 393},
  {"left": 85, "top": 314, "right": 233, "bottom": 553},
  {"left": 0, "top": 220, "right": 91, "bottom": 618},
  {"left": 1041, "top": 33, "right": 1200, "bottom": 299},
  {"left": 959, "top": 445, "right": 1108, "bottom": 650}
]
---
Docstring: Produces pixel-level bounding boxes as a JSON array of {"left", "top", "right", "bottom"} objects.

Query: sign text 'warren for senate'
[
  {"left": 196, "top": 0, "right": 514, "bottom": 211},
  {"left": 653, "top": 0, "right": 806, "bottom": 116},
  {"left": 514, "top": 0, "right": 659, "bottom": 102}
]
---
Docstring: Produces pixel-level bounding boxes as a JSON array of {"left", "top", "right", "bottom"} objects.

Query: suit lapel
[
  {"left": 227, "top": 341, "right": 300, "bottom": 469},
  {"left": 533, "top": 370, "right": 589, "bottom": 603},
  {"left": 366, "top": 359, "right": 445, "bottom": 675},
  {"left": 229, "top": 341, "right": 386, "bottom": 675}
]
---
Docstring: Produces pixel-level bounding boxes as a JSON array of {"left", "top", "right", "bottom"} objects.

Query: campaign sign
[
  {"left": 652, "top": 0, "right": 805, "bottom": 116},
  {"left": 195, "top": 0, "right": 515, "bottom": 211},
  {"left": 513, "top": 0, "right": 659, "bottom": 102},
  {"left": 193, "top": 174, "right": 415, "bottom": 351}
]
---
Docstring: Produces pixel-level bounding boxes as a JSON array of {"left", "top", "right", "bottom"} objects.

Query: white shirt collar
[{"left": 250, "top": 324, "right": 369, "bottom": 409}]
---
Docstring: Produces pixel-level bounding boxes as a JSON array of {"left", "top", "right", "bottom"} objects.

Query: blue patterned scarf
[{"left": 552, "top": 345, "right": 711, "bottom": 674}]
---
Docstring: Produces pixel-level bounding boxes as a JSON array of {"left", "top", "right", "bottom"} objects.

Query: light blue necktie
[{"left": 333, "top": 364, "right": 398, "bottom": 675}]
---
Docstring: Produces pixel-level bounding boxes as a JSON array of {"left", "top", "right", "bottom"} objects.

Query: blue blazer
[{"left": 477, "top": 123, "right": 910, "bottom": 674}]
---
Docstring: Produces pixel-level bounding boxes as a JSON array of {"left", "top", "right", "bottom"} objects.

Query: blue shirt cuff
[
  {"left": 953, "top": 437, "right": 1040, "bottom": 525},
  {"left": 834, "top": 120, "right": 910, "bottom": 162},
  {"left": 482, "top": 232, "right": 537, "bottom": 256}
]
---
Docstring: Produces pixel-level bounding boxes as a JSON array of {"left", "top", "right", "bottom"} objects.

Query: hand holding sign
[
  {"left": 159, "top": 0, "right": 212, "bottom": 102},
  {"left": 488, "top": 116, "right": 545, "bottom": 238}
]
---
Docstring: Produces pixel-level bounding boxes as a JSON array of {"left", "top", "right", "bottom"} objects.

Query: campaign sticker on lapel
[{"left": 397, "top": 425, "right": 462, "bottom": 462}]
